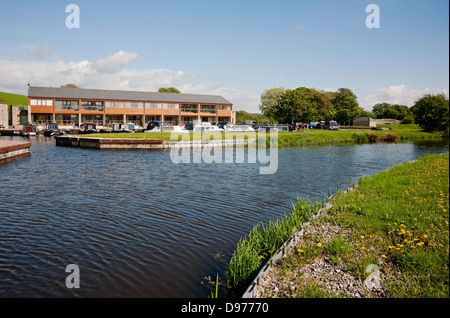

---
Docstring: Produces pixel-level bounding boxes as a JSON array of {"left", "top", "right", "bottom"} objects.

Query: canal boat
[
  {"left": 144, "top": 121, "right": 164, "bottom": 133},
  {"left": 110, "top": 123, "right": 122, "bottom": 133},
  {"left": 44, "top": 123, "right": 63, "bottom": 137},
  {"left": 119, "top": 122, "right": 137, "bottom": 133},
  {"left": 144, "top": 121, "right": 188, "bottom": 133},
  {"left": 192, "top": 122, "right": 224, "bottom": 133},
  {"left": 256, "top": 124, "right": 289, "bottom": 132},
  {"left": 79, "top": 123, "right": 98, "bottom": 134},
  {"left": 21, "top": 124, "right": 37, "bottom": 137},
  {"left": 225, "top": 124, "right": 255, "bottom": 132}
]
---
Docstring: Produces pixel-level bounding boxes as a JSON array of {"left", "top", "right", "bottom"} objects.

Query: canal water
[{"left": 0, "top": 136, "right": 448, "bottom": 297}]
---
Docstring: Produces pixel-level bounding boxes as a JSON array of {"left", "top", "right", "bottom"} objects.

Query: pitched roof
[
  {"left": 28, "top": 86, "right": 232, "bottom": 105},
  {"left": 354, "top": 117, "right": 376, "bottom": 121}
]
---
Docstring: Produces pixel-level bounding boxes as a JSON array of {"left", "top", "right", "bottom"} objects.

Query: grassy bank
[
  {"left": 227, "top": 152, "right": 449, "bottom": 298},
  {"left": 0, "top": 91, "right": 28, "bottom": 107},
  {"left": 86, "top": 124, "right": 444, "bottom": 147}
]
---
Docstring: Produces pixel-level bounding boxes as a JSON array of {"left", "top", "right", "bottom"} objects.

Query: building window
[
  {"left": 32, "top": 114, "right": 52, "bottom": 123},
  {"left": 219, "top": 105, "right": 232, "bottom": 111},
  {"left": 30, "top": 99, "right": 53, "bottom": 106},
  {"left": 200, "top": 105, "right": 216, "bottom": 114},
  {"left": 55, "top": 114, "right": 78, "bottom": 125},
  {"left": 81, "top": 101, "right": 104, "bottom": 111},
  {"left": 145, "top": 103, "right": 162, "bottom": 109},
  {"left": 81, "top": 115, "right": 103, "bottom": 125},
  {"left": 180, "top": 104, "right": 198, "bottom": 113},
  {"left": 128, "top": 102, "right": 144, "bottom": 108},
  {"left": 105, "top": 101, "right": 125, "bottom": 108},
  {"left": 55, "top": 100, "right": 79, "bottom": 111}
]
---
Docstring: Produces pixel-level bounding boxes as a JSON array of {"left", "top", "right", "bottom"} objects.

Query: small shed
[{"left": 353, "top": 117, "right": 376, "bottom": 127}]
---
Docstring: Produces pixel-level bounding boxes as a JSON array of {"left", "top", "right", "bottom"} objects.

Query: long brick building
[{"left": 27, "top": 86, "right": 234, "bottom": 127}]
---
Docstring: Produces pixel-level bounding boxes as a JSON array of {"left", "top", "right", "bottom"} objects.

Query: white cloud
[
  {"left": 0, "top": 51, "right": 260, "bottom": 112},
  {"left": 28, "top": 43, "right": 58, "bottom": 59},
  {"left": 359, "top": 84, "right": 449, "bottom": 110},
  {"left": 92, "top": 51, "right": 139, "bottom": 73}
]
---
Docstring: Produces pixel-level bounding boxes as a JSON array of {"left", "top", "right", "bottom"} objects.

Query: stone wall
[
  {"left": 0, "top": 103, "right": 8, "bottom": 128},
  {"left": 375, "top": 118, "right": 401, "bottom": 125}
]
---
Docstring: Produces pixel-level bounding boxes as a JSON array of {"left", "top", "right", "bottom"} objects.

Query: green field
[
  {"left": 0, "top": 91, "right": 28, "bottom": 108},
  {"left": 227, "top": 153, "right": 449, "bottom": 298}
]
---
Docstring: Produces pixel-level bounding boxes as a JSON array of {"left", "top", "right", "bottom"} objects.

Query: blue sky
[{"left": 0, "top": 0, "right": 448, "bottom": 112}]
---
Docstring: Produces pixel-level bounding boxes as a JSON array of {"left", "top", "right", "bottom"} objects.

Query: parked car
[
  {"left": 316, "top": 121, "right": 325, "bottom": 129},
  {"left": 323, "top": 121, "right": 340, "bottom": 130}
]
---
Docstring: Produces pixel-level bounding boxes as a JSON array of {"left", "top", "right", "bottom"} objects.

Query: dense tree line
[
  {"left": 258, "top": 87, "right": 449, "bottom": 133},
  {"left": 259, "top": 87, "right": 370, "bottom": 125},
  {"left": 235, "top": 110, "right": 276, "bottom": 124}
]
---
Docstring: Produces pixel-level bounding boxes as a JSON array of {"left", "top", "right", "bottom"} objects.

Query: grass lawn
[
  {"left": 86, "top": 124, "right": 444, "bottom": 147},
  {"left": 226, "top": 152, "right": 449, "bottom": 298}
]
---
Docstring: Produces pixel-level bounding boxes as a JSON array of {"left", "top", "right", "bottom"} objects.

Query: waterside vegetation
[
  {"left": 226, "top": 152, "right": 449, "bottom": 298},
  {"left": 86, "top": 124, "right": 445, "bottom": 148}
]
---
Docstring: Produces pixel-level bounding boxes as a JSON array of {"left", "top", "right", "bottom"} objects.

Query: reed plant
[
  {"left": 226, "top": 198, "right": 320, "bottom": 296},
  {"left": 379, "top": 132, "right": 400, "bottom": 142}
]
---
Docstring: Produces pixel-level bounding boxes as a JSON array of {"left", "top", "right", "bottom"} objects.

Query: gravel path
[{"left": 254, "top": 220, "right": 389, "bottom": 298}]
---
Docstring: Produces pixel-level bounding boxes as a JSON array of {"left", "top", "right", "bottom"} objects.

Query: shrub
[
  {"left": 379, "top": 132, "right": 399, "bottom": 142},
  {"left": 353, "top": 133, "right": 369, "bottom": 143},
  {"left": 365, "top": 132, "right": 379, "bottom": 143}
]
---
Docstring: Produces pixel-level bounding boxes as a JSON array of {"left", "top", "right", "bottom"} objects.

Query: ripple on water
[{"left": 0, "top": 136, "right": 448, "bottom": 297}]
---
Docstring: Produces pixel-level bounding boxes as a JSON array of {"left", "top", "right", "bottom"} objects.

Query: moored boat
[
  {"left": 224, "top": 124, "right": 255, "bottom": 132},
  {"left": 113, "top": 122, "right": 137, "bottom": 133},
  {"left": 21, "top": 124, "right": 37, "bottom": 137},
  {"left": 144, "top": 121, "right": 188, "bottom": 133},
  {"left": 44, "top": 123, "right": 63, "bottom": 137},
  {"left": 192, "top": 122, "right": 224, "bottom": 133},
  {"left": 79, "top": 122, "right": 98, "bottom": 134}
]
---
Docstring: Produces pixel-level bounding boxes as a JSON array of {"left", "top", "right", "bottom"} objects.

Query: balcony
[{"left": 81, "top": 106, "right": 104, "bottom": 112}]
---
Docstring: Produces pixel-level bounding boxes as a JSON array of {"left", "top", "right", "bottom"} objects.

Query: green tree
[
  {"left": 309, "top": 89, "right": 335, "bottom": 120},
  {"left": 158, "top": 87, "right": 181, "bottom": 93},
  {"left": 278, "top": 87, "right": 314, "bottom": 124},
  {"left": 412, "top": 93, "right": 449, "bottom": 133},
  {"left": 332, "top": 88, "right": 362, "bottom": 125},
  {"left": 372, "top": 102, "right": 410, "bottom": 120},
  {"left": 60, "top": 83, "right": 79, "bottom": 88},
  {"left": 235, "top": 110, "right": 276, "bottom": 124},
  {"left": 358, "top": 109, "right": 376, "bottom": 119},
  {"left": 259, "top": 87, "right": 285, "bottom": 118},
  {"left": 264, "top": 87, "right": 338, "bottom": 123}
]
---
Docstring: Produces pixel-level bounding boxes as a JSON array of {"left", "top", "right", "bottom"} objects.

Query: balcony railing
[
  {"left": 81, "top": 106, "right": 104, "bottom": 111},
  {"left": 55, "top": 106, "right": 79, "bottom": 111}
]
